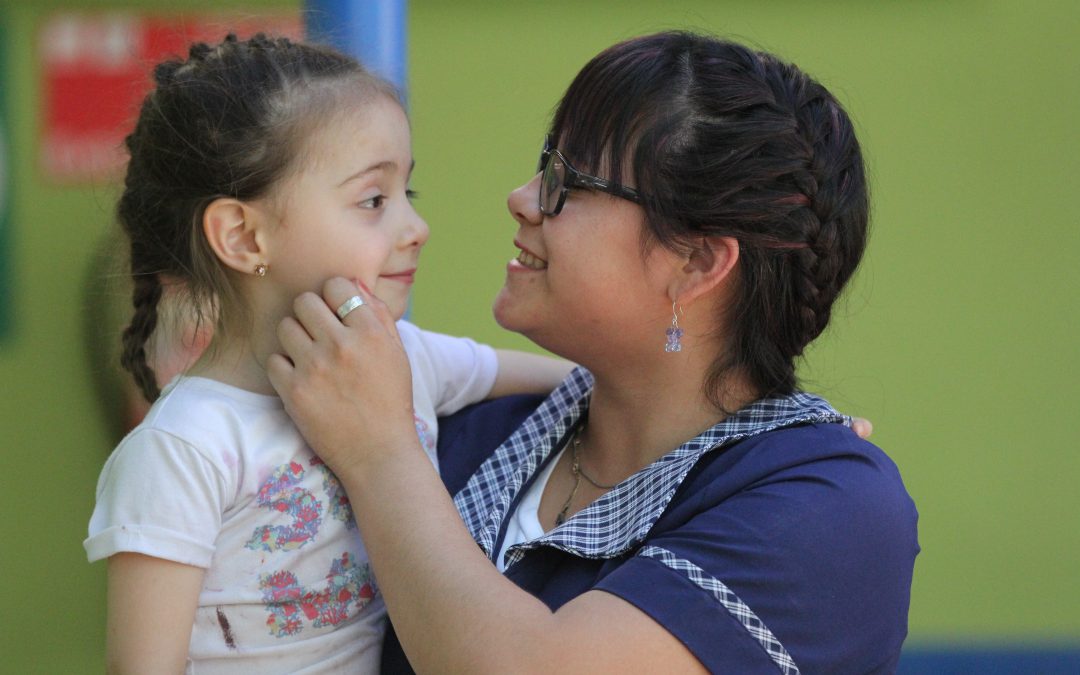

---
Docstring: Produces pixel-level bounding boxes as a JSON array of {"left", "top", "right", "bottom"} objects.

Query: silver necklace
[{"left": 555, "top": 421, "right": 619, "bottom": 526}]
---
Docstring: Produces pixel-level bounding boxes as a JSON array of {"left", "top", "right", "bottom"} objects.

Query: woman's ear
[
  {"left": 202, "top": 198, "right": 265, "bottom": 275},
  {"left": 668, "top": 236, "right": 740, "bottom": 306}
]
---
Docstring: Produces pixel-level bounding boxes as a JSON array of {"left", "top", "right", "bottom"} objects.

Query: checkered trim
[
  {"left": 639, "top": 545, "right": 800, "bottom": 675},
  {"left": 453, "top": 367, "right": 849, "bottom": 566}
]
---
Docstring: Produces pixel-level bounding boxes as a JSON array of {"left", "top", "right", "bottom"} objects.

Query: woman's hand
[{"left": 267, "top": 277, "right": 417, "bottom": 477}]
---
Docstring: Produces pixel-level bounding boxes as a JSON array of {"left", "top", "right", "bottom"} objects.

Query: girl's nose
[{"left": 404, "top": 204, "right": 430, "bottom": 248}]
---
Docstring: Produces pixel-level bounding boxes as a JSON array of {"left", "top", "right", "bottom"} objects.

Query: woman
[{"left": 270, "top": 31, "right": 918, "bottom": 673}]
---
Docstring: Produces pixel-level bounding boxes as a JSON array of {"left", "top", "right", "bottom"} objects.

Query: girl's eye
[{"left": 360, "top": 195, "right": 386, "bottom": 209}]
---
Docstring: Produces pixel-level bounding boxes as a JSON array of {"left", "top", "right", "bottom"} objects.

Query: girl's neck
[
  {"left": 186, "top": 291, "right": 294, "bottom": 395},
  {"left": 187, "top": 333, "right": 277, "bottom": 396}
]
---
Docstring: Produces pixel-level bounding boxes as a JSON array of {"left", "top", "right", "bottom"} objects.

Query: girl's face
[
  {"left": 259, "top": 95, "right": 427, "bottom": 321},
  {"left": 492, "top": 146, "right": 681, "bottom": 365}
]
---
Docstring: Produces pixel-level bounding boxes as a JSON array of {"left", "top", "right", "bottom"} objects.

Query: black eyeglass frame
[{"left": 537, "top": 136, "right": 644, "bottom": 216}]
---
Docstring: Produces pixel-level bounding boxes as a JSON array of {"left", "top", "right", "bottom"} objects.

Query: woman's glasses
[{"left": 537, "top": 136, "right": 644, "bottom": 216}]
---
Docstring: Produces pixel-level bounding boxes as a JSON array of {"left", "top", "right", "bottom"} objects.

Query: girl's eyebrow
[
  {"left": 337, "top": 159, "right": 416, "bottom": 187},
  {"left": 337, "top": 161, "right": 394, "bottom": 187}
]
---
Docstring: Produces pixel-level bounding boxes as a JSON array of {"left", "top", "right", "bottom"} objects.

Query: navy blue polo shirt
[{"left": 383, "top": 369, "right": 918, "bottom": 674}]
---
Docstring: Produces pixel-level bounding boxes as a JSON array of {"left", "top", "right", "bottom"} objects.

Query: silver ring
[{"left": 335, "top": 295, "right": 365, "bottom": 321}]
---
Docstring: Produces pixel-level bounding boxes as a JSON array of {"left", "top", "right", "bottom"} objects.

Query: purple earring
[{"left": 665, "top": 302, "right": 683, "bottom": 353}]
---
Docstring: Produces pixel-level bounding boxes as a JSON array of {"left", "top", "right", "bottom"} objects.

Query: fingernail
[{"left": 356, "top": 279, "right": 372, "bottom": 294}]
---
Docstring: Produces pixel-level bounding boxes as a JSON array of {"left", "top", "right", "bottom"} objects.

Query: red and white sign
[{"left": 39, "top": 12, "right": 302, "bottom": 183}]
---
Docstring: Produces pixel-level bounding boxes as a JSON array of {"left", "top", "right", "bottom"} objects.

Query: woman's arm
[
  {"left": 106, "top": 553, "right": 204, "bottom": 674},
  {"left": 331, "top": 440, "right": 705, "bottom": 673},
  {"left": 489, "top": 349, "right": 575, "bottom": 398},
  {"left": 268, "top": 279, "right": 706, "bottom": 673}
]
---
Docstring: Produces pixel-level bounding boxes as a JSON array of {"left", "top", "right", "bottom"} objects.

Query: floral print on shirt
[
  {"left": 310, "top": 457, "right": 357, "bottom": 530},
  {"left": 414, "top": 414, "right": 435, "bottom": 455},
  {"left": 259, "top": 552, "right": 377, "bottom": 637},
  {"left": 246, "top": 461, "right": 323, "bottom": 553}
]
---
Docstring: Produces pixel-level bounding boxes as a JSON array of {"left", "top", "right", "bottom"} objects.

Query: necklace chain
[
  {"left": 555, "top": 420, "right": 619, "bottom": 526},
  {"left": 572, "top": 432, "right": 619, "bottom": 490}
]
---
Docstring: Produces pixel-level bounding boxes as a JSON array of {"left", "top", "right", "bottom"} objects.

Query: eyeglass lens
[{"left": 541, "top": 152, "right": 565, "bottom": 214}]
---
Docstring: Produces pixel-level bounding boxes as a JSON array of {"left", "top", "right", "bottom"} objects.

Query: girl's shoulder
[{"left": 122, "top": 375, "right": 289, "bottom": 469}]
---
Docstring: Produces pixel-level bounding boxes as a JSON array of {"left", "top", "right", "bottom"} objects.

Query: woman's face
[{"left": 493, "top": 151, "right": 681, "bottom": 365}]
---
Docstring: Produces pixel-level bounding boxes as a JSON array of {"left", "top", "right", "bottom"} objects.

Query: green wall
[{"left": 1, "top": 1, "right": 1076, "bottom": 670}]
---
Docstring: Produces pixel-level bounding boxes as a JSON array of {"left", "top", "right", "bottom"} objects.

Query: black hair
[{"left": 550, "top": 31, "right": 869, "bottom": 404}]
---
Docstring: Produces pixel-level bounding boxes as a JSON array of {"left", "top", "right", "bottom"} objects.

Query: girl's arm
[
  {"left": 489, "top": 349, "right": 575, "bottom": 398},
  {"left": 106, "top": 553, "right": 204, "bottom": 674}
]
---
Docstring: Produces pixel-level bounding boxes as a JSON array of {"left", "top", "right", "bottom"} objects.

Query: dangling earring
[
  {"left": 254, "top": 263, "right": 268, "bottom": 277},
  {"left": 665, "top": 302, "right": 684, "bottom": 353}
]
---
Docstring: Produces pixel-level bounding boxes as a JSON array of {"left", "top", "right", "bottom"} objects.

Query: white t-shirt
[{"left": 85, "top": 320, "right": 497, "bottom": 674}]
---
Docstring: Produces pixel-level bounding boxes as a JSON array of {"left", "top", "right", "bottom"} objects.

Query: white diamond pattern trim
[{"left": 639, "top": 545, "right": 800, "bottom": 675}]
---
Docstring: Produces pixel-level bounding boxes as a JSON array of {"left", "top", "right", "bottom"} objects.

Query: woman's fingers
[
  {"left": 268, "top": 276, "right": 415, "bottom": 475},
  {"left": 321, "top": 277, "right": 402, "bottom": 345},
  {"left": 275, "top": 316, "right": 313, "bottom": 362},
  {"left": 291, "top": 290, "right": 340, "bottom": 344}
]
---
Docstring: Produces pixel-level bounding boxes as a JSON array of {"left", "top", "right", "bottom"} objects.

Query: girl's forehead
[{"left": 294, "top": 96, "right": 411, "bottom": 177}]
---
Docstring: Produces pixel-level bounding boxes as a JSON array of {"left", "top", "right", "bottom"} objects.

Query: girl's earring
[
  {"left": 665, "top": 302, "right": 684, "bottom": 353},
  {"left": 254, "top": 263, "right": 268, "bottom": 277}
]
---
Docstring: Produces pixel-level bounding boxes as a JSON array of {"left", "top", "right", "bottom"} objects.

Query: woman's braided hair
[
  {"left": 118, "top": 34, "right": 395, "bottom": 402},
  {"left": 551, "top": 32, "right": 869, "bottom": 405}
]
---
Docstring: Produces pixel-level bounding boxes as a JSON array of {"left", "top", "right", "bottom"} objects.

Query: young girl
[{"left": 84, "top": 35, "right": 570, "bottom": 673}]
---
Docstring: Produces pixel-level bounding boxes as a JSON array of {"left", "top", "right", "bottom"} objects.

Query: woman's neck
[{"left": 579, "top": 354, "right": 757, "bottom": 483}]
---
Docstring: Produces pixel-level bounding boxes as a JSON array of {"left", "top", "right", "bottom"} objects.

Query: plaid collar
[{"left": 453, "top": 368, "right": 848, "bottom": 567}]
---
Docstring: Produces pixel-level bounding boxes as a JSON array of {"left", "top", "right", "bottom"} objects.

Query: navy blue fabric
[
  {"left": 588, "top": 424, "right": 917, "bottom": 673},
  {"left": 382, "top": 392, "right": 918, "bottom": 673},
  {"left": 435, "top": 394, "right": 546, "bottom": 497}
]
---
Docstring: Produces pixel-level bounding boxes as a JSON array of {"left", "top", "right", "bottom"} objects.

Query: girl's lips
[{"left": 380, "top": 269, "right": 416, "bottom": 283}]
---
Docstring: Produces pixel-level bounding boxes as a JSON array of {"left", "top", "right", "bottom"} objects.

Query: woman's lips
[{"left": 511, "top": 242, "right": 548, "bottom": 270}]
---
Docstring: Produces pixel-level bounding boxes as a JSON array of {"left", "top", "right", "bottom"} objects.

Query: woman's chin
[{"left": 491, "top": 289, "right": 529, "bottom": 334}]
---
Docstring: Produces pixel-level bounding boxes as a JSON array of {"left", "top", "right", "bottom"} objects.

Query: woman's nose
[{"left": 507, "top": 173, "right": 543, "bottom": 229}]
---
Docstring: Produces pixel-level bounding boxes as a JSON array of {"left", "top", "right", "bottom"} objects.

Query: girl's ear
[
  {"left": 668, "top": 236, "right": 740, "bottom": 306},
  {"left": 202, "top": 198, "right": 265, "bottom": 275}
]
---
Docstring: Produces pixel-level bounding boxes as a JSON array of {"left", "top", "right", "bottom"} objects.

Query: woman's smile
[{"left": 509, "top": 242, "right": 548, "bottom": 271}]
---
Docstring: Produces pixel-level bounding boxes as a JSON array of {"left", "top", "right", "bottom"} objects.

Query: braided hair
[
  {"left": 118, "top": 34, "right": 397, "bottom": 402},
  {"left": 550, "top": 32, "right": 869, "bottom": 405}
]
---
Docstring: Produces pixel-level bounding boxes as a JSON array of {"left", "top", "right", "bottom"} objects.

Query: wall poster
[{"left": 38, "top": 11, "right": 301, "bottom": 183}]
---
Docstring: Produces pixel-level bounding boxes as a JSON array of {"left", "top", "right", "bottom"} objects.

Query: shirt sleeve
[
  {"left": 595, "top": 543, "right": 798, "bottom": 672},
  {"left": 84, "top": 427, "right": 231, "bottom": 568},
  {"left": 593, "top": 437, "right": 916, "bottom": 674},
  {"left": 397, "top": 321, "right": 499, "bottom": 416}
]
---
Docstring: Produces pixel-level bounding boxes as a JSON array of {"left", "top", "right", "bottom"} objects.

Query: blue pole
[{"left": 304, "top": 0, "right": 408, "bottom": 98}]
